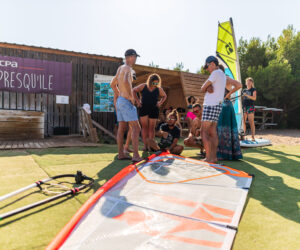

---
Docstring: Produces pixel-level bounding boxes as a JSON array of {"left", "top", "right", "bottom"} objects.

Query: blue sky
[{"left": 1, "top": 0, "right": 299, "bottom": 72}]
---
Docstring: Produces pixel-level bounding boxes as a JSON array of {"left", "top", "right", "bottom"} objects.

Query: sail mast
[{"left": 229, "top": 17, "right": 244, "bottom": 133}]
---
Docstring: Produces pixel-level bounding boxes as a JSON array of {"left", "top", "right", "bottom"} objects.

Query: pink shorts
[{"left": 186, "top": 111, "right": 196, "bottom": 120}]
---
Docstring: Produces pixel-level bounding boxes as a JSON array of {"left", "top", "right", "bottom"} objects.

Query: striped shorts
[{"left": 202, "top": 104, "right": 222, "bottom": 123}]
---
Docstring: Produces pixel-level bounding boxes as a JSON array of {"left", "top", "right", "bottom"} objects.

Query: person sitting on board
[
  {"left": 217, "top": 65, "right": 243, "bottom": 160},
  {"left": 200, "top": 56, "right": 226, "bottom": 163},
  {"left": 110, "top": 49, "right": 143, "bottom": 162},
  {"left": 133, "top": 73, "right": 167, "bottom": 151},
  {"left": 186, "top": 96, "right": 198, "bottom": 129},
  {"left": 183, "top": 103, "right": 205, "bottom": 157},
  {"left": 242, "top": 77, "right": 257, "bottom": 141},
  {"left": 148, "top": 109, "right": 184, "bottom": 155}
]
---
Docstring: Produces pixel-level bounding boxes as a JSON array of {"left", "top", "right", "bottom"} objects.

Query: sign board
[
  {"left": 0, "top": 55, "right": 72, "bottom": 95},
  {"left": 93, "top": 74, "right": 114, "bottom": 112},
  {"left": 56, "top": 95, "right": 69, "bottom": 104}
]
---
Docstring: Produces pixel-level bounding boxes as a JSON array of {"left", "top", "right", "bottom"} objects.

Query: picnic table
[{"left": 254, "top": 106, "right": 283, "bottom": 129}]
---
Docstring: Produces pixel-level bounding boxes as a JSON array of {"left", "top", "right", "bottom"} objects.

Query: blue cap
[{"left": 204, "top": 56, "right": 218, "bottom": 69}]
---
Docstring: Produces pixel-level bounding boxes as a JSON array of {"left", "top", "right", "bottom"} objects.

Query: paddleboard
[{"left": 240, "top": 138, "right": 271, "bottom": 147}]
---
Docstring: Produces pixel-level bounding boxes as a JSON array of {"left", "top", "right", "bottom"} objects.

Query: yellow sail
[
  {"left": 216, "top": 19, "right": 243, "bottom": 132},
  {"left": 216, "top": 21, "right": 238, "bottom": 80}
]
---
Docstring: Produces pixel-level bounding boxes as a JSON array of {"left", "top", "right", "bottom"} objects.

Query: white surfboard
[{"left": 240, "top": 138, "right": 271, "bottom": 148}]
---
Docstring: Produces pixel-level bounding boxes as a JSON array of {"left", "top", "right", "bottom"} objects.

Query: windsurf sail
[
  {"left": 217, "top": 18, "right": 244, "bottom": 133},
  {"left": 47, "top": 152, "right": 252, "bottom": 250}
]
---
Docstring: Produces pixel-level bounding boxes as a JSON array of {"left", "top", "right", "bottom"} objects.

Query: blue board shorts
[{"left": 116, "top": 96, "right": 138, "bottom": 122}]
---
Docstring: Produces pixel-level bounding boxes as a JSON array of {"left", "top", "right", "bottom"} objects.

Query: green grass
[{"left": 0, "top": 144, "right": 299, "bottom": 249}]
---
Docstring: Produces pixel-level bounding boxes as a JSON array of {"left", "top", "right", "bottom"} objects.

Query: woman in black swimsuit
[{"left": 133, "top": 74, "right": 167, "bottom": 151}]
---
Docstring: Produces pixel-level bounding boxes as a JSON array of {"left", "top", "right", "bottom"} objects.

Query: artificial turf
[{"left": 0, "top": 144, "right": 299, "bottom": 249}]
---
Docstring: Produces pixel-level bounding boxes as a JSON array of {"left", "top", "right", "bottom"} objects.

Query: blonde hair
[
  {"left": 168, "top": 109, "right": 179, "bottom": 121},
  {"left": 146, "top": 73, "right": 162, "bottom": 88},
  {"left": 246, "top": 77, "right": 255, "bottom": 88}
]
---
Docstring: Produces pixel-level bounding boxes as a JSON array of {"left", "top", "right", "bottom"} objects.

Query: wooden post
[{"left": 79, "top": 108, "right": 99, "bottom": 143}]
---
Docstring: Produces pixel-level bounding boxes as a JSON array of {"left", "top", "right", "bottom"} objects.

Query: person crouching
[
  {"left": 149, "top": 109, "right": 184, "bottom": 155},
  {"left": 184, "top": 103, "right": 205, "bottom": 157}
]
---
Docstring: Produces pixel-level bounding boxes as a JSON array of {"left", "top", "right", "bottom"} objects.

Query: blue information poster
[{"left": 93, "top": 74, "right": 114, "bottom": 112}]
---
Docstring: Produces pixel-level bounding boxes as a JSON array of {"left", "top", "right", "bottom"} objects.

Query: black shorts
[{"left": 139, "top": 105, "right": 159, "bottom": 119}]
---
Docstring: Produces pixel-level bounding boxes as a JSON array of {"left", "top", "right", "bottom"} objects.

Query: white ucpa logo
[{"left": 0, "top": 60, "right": 18, "bottom": 68}]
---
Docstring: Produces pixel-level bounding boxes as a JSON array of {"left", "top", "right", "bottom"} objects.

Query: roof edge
[{"left": 0, "top": 42, "right": 123, "bottom": 62}]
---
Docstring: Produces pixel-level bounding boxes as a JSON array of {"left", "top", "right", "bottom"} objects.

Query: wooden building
[
  {"left": 0, "top": 42, "right": 122, "bottom": 138},
  {"left": 0, "top": 43, "right": 207, "bottom": 139}
]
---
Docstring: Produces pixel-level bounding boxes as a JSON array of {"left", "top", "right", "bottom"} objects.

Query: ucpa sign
[{"left": 0, "top": 60, "right": 18, "bottom": 68}]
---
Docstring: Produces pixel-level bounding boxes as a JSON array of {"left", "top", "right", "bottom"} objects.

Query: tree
[
  {"left": 173, "top": 62, "right": 189, "bottom": 72},
  {"left": 238, "top": 37, "right": 273, "bottom": 82},
  {"left": 238, "top": 26, "right": 300, "bottom": 128},
  {"left": 149, "top": 61, "right": 159, "bottom": 68},
  {"left": 196, "top": 66, "right": 209, "bottom": 75},
  {"left": 277, "top": 25, "right": 300, "bottom": 80}
]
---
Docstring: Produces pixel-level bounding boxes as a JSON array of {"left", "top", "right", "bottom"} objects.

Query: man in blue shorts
[
  {"left": 110, "top": 49, "right": 142, "bottom": 162},
  {"left": 200, "top": 56, "right": 226, "bottom": 163}
]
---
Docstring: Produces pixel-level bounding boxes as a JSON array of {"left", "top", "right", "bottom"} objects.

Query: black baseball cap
[
  {"left": 125, "top": 49, "right": 140, "bottom": 57},
  {"left": 204, "top": 56, "right": 218, "bottom": 69}
]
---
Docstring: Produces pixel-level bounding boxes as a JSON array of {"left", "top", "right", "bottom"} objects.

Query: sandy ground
[{"left": 247, "top": 129, "right": 300, "bottom": 145}]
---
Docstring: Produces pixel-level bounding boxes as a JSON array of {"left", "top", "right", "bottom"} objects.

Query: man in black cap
[
  {"left": 110, "top": 49, "right": 143, "bottom": 162},
  {"left": 200, "top": 56, "right": 226, "bottom": 163}
]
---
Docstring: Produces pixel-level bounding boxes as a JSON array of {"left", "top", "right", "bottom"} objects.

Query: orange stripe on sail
[
  {"left": 154, "top": 194, "right": 198, "bottom": 207},
  {"left": 151, "top": 154, "right": 251, "bottom": 178},
  {"left": 191, "top": 207, "right": 231, "bottom": 223},
  {"left": 202, "top": 202, "right": 234, "bottom": 218},
  {"left": 163, "top": 234, "right": 223, "bottom": 248},
  {"left": 135, "top": 166, "right": 224, "bottom": 185}
]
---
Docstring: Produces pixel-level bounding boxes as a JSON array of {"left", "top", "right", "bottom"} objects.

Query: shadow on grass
[
  {"left": 242, "top": 161, "right": 299, "bottom": 223},
  {"left": 90, "top": 154, "right": 133, "bottom": 192},
  {"left": 0, "top": 196, "right": 74, "bottom": 227},
  {"left": 242, "top": 147, "right": 300, "bottom": 179},
  {"left": 223, "top": 148, "right": 300, "bottom": 224},
  {"left": 183, "top": 147, "right": 300, "bottom": 223}
]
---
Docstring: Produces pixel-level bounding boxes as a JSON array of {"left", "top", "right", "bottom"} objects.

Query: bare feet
[
  {"left": 117, "top": 153, "right": 132, "bottom": 160},
  {"left": 203, "top": 158, "right": 218, "bottom": 163},
  {"left": 211, "top": 158, "right": 218, "bottom": 163},
  {"left": 124, "top": 147, "right": 133, "bottom": 153},
  {"left": 124, "top": 149, "right": 133, "bottom": 155},
  {"left": 132, "top": 157, "right": 143, "bottom": 163}
]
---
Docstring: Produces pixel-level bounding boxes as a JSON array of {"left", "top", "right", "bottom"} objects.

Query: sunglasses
[
  {"left": 152, "top": 82, "right": 159, "bottom": 85},
  {"left": 167, "top": 118, "right": 176, "bottom": 121},
  {"left": 204, "top": 62, "right": 210, "bottom": 70}
]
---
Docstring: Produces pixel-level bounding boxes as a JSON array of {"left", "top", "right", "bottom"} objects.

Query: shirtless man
[
  {"left": 184, "top": 103, "right": 204, "bottom": 155},
  {"left": 110, "top": 49, "right": 142, "bottom": 162}
]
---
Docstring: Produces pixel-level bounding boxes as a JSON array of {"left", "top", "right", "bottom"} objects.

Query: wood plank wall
[
  {"left": 0, "top": 110, "right": 44, "bottom": 140},
  {"left": 180, "top": 72, "right": 208, "bottom": 105},
  {"left": 0, "top": 46, "right": 122, "bottom": 136}
]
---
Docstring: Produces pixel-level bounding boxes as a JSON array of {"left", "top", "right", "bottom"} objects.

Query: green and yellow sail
[{"left": 216, "top": 18, "right": 243, "bottom": 132}]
